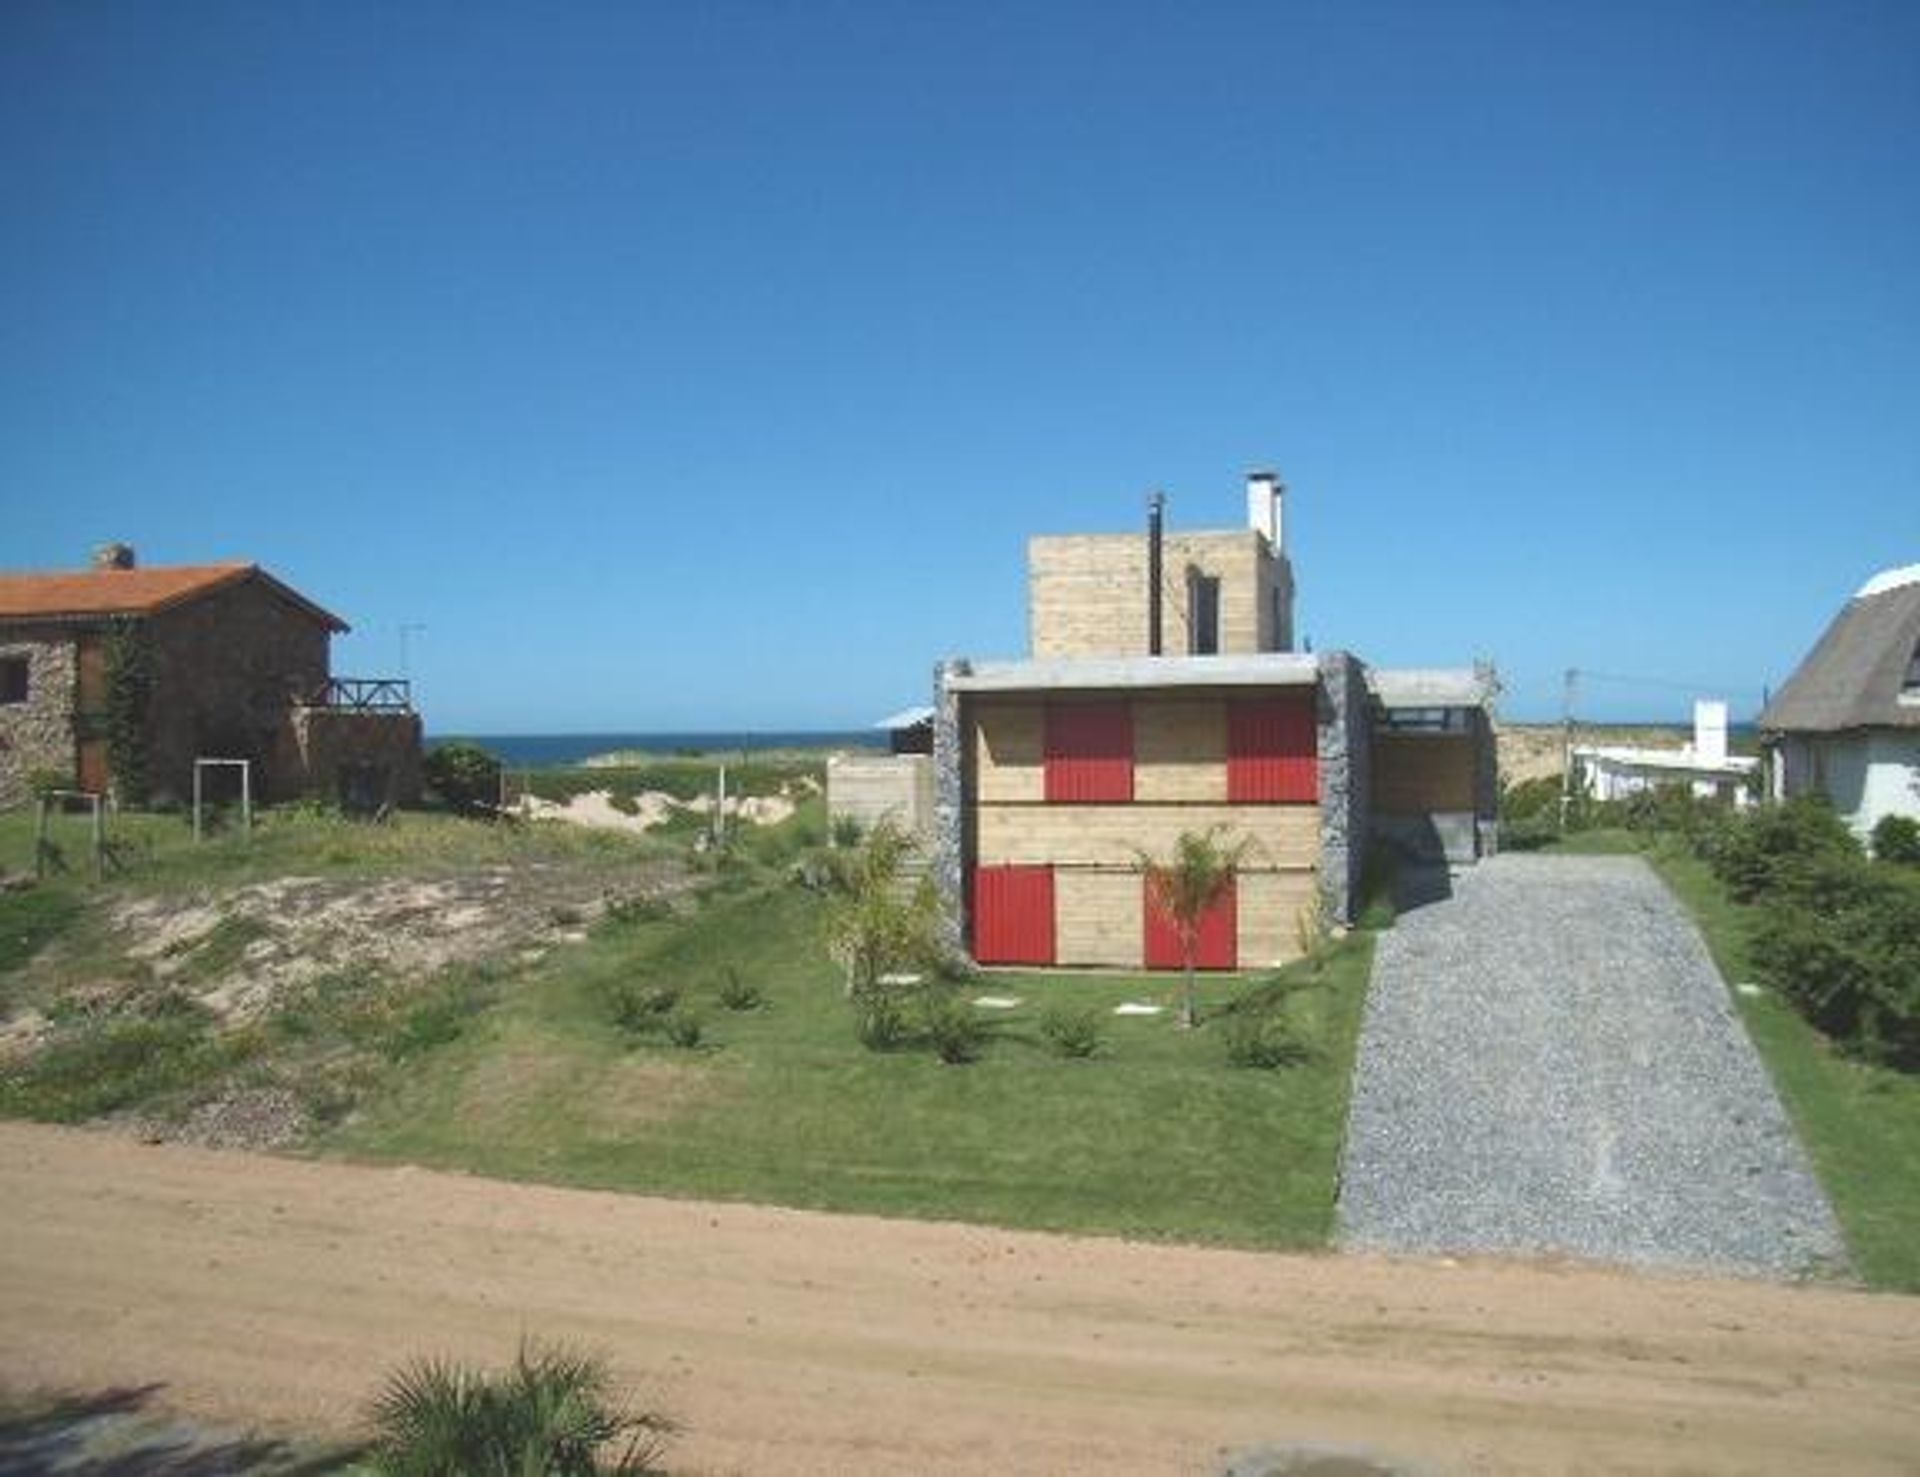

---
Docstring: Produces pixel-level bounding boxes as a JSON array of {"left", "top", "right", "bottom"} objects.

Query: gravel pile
[{"left": 1338, "top": 854, "right": 1848, "bottom": 1279}]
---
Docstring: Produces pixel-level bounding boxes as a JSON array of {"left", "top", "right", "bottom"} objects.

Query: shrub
[
  {"left": 1219, "top": 1010, "right": 1308, "bottom": 1070},
  {"left": 854, "top": 992, "right": 909, "bottom": 1051},
  {"left": 1872, "top": 814, "right": 1920, "bottom": 866},
  {"left": 1700, "top": 795, "right": 1859, "bottom": 902},
  {"left": 830, "top": 814, "right": 864, "bottom": 849},
  {"left": 424, "top": 741, "right": 503, "bottom": 817},
  {"left": 663, "top": 1011, "right": 704, "bottom": 1050},
  {"left": 604, "top": 981, "right": 680, "bottom": 1034},
  {"left": 923, "top": 993, "right": 984, "bottom": 1065},
  {"left": 366, "top": 1340, "right": 672, "bottom": 1476},
  {"left": 716, "top": 968, "right": 763, "bottom": 1011},
  {"left": 1038, "top": 1005, "right": 1101, "bottom": 1060}
]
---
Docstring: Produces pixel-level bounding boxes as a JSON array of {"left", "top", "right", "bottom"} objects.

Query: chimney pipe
[
  {"left": 1246, "top": 470, "right": 1283, "bottom": 551},
  {"left": 1147, "top": 491, "right": 1166, "bottom": 656}
]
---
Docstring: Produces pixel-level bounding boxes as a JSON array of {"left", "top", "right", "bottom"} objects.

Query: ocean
[{"left": 439, "top": 731, "right": 888, "bottom": 769}]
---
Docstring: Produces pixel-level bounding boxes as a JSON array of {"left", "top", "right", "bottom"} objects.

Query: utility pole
[{"left": 1559, "top": 667, "right": 1579, "bottom": 831}]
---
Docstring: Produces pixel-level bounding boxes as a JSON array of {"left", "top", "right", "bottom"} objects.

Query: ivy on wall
[{"left": 103, "top": 616, "right": 153, "bottom": 806}]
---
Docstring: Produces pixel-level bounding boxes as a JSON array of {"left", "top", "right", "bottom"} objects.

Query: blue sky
[{"left": 4, "top": 1, "right": 1915, "bottom": 730}]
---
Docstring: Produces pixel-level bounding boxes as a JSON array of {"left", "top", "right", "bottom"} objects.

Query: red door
[
  {"left": 1144, "top": 875, "right": 1237, "bottom": 970},
  {"left": 1227, "top": 696, "right": 1317, "bottom": 802},
  {"left": 972, "top": 865, "right": 1056, "bottom": 965}
]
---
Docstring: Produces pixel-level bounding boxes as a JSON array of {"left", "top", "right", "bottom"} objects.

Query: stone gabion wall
[
  {"left": 931, "top": 659, "right": 969, "bottom": 961},
  {"left": 0, "top": 629, "right": 77, "bottom": 809},
  {"left": 1315, "top": 651, "right": 1371, "bottom": 926}
]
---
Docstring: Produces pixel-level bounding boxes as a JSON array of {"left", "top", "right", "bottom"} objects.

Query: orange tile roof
[{"left": 0, "top": 563, "right": 348, "bottom": 631}]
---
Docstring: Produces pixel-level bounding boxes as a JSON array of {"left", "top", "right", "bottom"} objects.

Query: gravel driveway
[{"left": 1338, "top": 854, "right": 1847, "bottom": 1278}]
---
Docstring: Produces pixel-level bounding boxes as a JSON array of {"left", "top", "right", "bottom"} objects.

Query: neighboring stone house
[
  {"left": 0, "top": 544, "right": 422, "bottom": 810},
  {"left": 932, "top": 473, "right": 1498, "bottom": 972},
  {"left": 1758, "top": 563, "right": 1920, "bottom": 838}
]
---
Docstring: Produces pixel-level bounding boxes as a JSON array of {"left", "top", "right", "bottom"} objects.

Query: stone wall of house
[
  {"left": 279, "top": 708, "right": 424, "bottom": 809},
  {"left": 0, "top": 627, "right": 77, "bottom": 809},
  {"left": 1029, "top": 531, "right": 1279, "bottom": 658},
  {"left": 1315, "top": 652, "right": 1371, "bottom": 926},
  {"left": 146, "top": 577, "right": 332, "bottom": 804}
]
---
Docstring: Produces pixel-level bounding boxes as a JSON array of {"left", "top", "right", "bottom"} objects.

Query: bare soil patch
[{"left": 2, "top": 1121, "right": 1915, "bottom": 1476}]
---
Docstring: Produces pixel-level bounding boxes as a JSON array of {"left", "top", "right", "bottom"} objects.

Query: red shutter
[
  {"left": 972, "top": 865, "right": 1056, "bottom": 965},
  {"left": 1143, "top": 875, "right": 1237, "bottom": 970},
  {"left": 1044, "top": 703, "right": 1133, "bottom": 802},
  {"left": 1227, "top": 696, "right": 1317, "bottom": 802}
]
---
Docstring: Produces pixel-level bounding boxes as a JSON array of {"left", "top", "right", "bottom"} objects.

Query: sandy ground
[{"left": 2, "top": 1124, "right": 1917, "bottom": 1475}]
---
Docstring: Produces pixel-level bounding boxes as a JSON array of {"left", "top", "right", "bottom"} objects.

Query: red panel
[
  {"left": 1227, "top": 696, "right": 1318, "bottom": 802},
  {"left": 1143, "top": 875, "right": 1237, "bottom": 971},
  {"left": 972, "top": 865, "right": 1056, "bottom": 965},
  {"left": 1044, "top": 703, "right": 1133, "bottom": 802}
]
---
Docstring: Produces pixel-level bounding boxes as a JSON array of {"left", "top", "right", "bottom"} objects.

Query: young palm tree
[
  {"left": 1140, "top": 826, "right": 1249, "bottom": 1029},
  {"left": 820, "top": 815, "right": 942, "bottom": 1000},
  {"left": 367, "top": 1340, "right": 671, "bottom": 1475}
]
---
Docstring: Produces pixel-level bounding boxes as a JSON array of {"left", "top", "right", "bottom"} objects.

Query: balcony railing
[{"left": 304, "top": 677, "right": 414, "bottom": 712}]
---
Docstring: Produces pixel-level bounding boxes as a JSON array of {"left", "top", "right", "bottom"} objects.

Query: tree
[
  {"left": 820, "top": 815, "right": 943, "bottom": 1001},
  {"left": 1140, "top": 825, "right": 1249, "bottom": 1029}
]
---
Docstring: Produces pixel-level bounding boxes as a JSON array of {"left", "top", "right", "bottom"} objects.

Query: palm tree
[
  {"left": 367, "top": 1340, "right": 671, "bottom": 1475},
  {"left": 1140, "top": 826, "right": 1249, "bottom": 1029},
  {"left": 820, "top": 815, "right": 942, "bottom": 1000}
]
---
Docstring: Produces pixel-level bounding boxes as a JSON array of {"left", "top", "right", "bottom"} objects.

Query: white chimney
[
  {"left": 1693, "top": 700, "right": 1728, "bottom": 764},
  {"left": 1246, "top": 469, "right": 1283, "bottom": 552}
]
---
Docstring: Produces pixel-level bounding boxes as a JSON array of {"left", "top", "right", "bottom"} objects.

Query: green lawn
[
  {"left": 1644, "top": 848, "right": 1920, "bottom": 1291},
  {"left": 327, "top": 882, "right": 1374, "bottom": 1249}
]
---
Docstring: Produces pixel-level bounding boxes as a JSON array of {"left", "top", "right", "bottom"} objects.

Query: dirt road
[{"left": 2, "top": 1123, "right": 1915, "bottom": 1475}]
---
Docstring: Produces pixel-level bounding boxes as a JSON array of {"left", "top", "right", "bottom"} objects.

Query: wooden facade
[{"left": 965, "top": 689, "right": 1320, "bottom": 970}]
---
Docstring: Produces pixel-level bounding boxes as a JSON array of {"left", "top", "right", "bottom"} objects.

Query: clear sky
[{"left": 4, "top": 1, "right": 1915, "bottom": 730}]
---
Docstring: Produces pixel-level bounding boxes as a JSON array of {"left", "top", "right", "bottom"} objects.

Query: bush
[
  {"left": 366, "top": 1340, "right": 672, "bottom": 1476},
  {"left": 1219, "top": 1010, "right": 1308, "bottom": 1070},
  {"left": 1872, "top": 814, "right": 1920, "bottom": 866},
  {"left": 424, "top": 741, "right": 503, "bottom": 817},
  {"left": 1699, "top": 795, "right": 1859, "bottom": 903},
  {"left": 1038, "top": 1005, "right": 1101, "bottom": 1060},
  {"left": 715, "top": 968, "right": 763, "bottom": 1012},
  {"left": 854, "top": 993, "right": 909, "bottom": 1051},
  {"left": 603, "top": 981, "right": 680, "bottom": 1034},
  {"left": 1753, "top": 882, "right": 1920, "bottom": 1070},
  {"left": 663, "top": 1011, "right": 704, "bottom": 1050},
  {"left": 923, "top": 993, "right": 984, "bottom": 1065}
]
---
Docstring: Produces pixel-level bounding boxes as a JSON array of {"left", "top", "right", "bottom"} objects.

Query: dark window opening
[
  {"left": 1903, "top": 641, "right": 1920, "bottom": 694},
  {"left": 1189, "top": 573, "right": 1220, "bottom": 655},
  {"left": 1381, "top": 706, "right": 1469, "bottom": 734},
  {"left": 0, "top": 657, "right": 27, "bottom": 705}
]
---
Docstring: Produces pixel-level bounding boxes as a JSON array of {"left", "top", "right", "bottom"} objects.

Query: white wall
[{"left": 1784, "top": 730, "right": 1920, "bottom": 838}]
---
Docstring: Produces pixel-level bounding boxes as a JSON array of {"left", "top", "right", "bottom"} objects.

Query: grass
[
  {"left": 0, "top": 802, "right": 672, "bottom": 896},
  {"left": 329, "top": 883, "right": 1375, "bottom": 1250},
  {"left": 1643, "top": 846, "right": 1920, "bottom": 1291}
]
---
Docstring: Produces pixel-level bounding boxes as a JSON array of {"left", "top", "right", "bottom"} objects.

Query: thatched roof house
[{"left": 1758, "top": 564, "right": 1920, "bottom": 836}]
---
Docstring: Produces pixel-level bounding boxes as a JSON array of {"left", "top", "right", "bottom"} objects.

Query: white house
[
  {"left": 1758, "top": 564, "right": 1920, "bottom": 838},
  {"left": 1573, "top": 700, "right": 1757, "bottom": 807}
]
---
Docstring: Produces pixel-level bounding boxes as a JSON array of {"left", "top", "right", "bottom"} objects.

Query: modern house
[
  {"left": 1758, "top": 564, "right": 1920, "bottom": 838},
  {"left": 0, "top": 544, "right": 422, "bottom": 811},
  {"left": 1572, "top": 700, "right": 1758, "bottom": 808},
  {"left": 930, "top": 473, "right": 1498, "bottom": 972}
]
